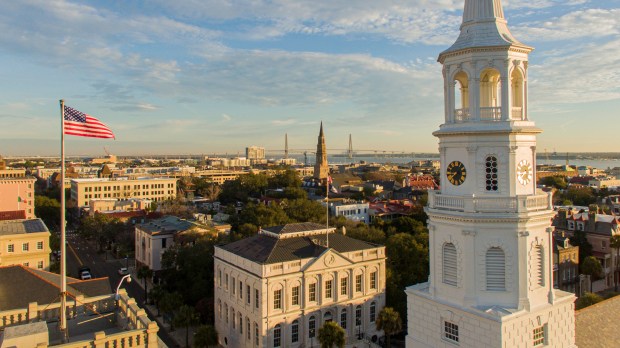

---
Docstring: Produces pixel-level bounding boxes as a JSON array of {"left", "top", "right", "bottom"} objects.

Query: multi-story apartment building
[
  {"left": 193, "top": 170, "right": 247, "bottom": 185},
  {"left": 246, "top": 146, "right": 266, "bottom": 161},
  {"left": 0, "top": 176, "right": 36, "bottom": 219},
  {"left": 325, "top": 200, "right": 370, "bottom": 224},
  {"left": 214, "top": 222, "right": 386, "bottom": 348},
  {"left": 553, "top": 233, "right": 579, "bottom": 294},
  {"left": 134, "top": 216, "right": 194, "bottom": 272},
  {"left": 70, "top": 177, "right": 177, "bottom": 207},
  {"left": 0, "top": 219, "right": 51, "bottom": 270},
  {"left": 553, "top": 209, "right": 620, "bottom": 289}
]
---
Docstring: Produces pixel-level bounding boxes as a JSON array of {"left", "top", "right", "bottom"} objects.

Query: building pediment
[{"left": 303, "top": 248, "right": 354, "bottom": 273}]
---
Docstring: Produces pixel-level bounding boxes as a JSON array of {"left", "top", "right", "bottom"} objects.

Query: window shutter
[
  {"left": 443, "top": 243, "right": 457, "bottom": 286},
  {"left": 486, "top": 247, "right": 505, "bottom": 291}
]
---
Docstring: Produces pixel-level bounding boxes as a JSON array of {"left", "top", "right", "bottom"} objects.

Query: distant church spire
[{"left": 314, "top": 122, "right": 328, "bottom": 181}]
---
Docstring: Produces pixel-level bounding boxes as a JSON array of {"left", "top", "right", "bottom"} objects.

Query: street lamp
[{"left": 116, "top": 274, "right": 132, "bottom": 300}]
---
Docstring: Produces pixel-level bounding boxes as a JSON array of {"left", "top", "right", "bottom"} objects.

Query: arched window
[
  {"left": 274, "top": 324, "right": 282, "bottom": 347},
  {"left": 453, "top": 71, "right": 470, "bottom": 122},
  {"left": 485, "top": 156, "right": 499, "bottom": 191},
  {"left": 292, "top": 320, "right": 299, "bottom": 343},
  {"left": 486, "top": 247, "right": 506, "bottom": 291},
  {"left": 443, "top": 243, "right": 457, "bottom": 286},
  {"left": 324, "top": 311, "right": 332, "bottom": 322},
  {"left": 511, "top": 68, "right": 524, "bottom": 120},
  {"left": 370, "top": 302, "right": 376, "bottom": 322},
  {"left": 355, "top": 305, "right": 362, "bottom": 327},
  {"left": 217, "top": 300, "right": 222, "bottom": 319},
  {"left": 224, "top": 304, "right": 228, "bottom": 323},
  {"left": 246, "top": 317, "right": 251, "bottom": 340},
  {"left": 309, "top": 316, "right": 316, "bottom": 338},
  {"left": 340, "top": 309, "right": 348, "bottom": 329},
  {"left": 239, "top": 312, "right": 243, "bottom": 334},
  {"left": 232, "top": 309, "right": 235, "bottom": 329},
  {"left": 479, "top": 69, "right": 502, "bottom": 120}
]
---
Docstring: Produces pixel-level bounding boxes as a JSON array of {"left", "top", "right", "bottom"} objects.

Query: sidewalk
[{"left": 129, "top": 266, "right": 197, "bottom": 348}]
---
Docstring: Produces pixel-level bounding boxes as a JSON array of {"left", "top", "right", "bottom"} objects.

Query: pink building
[{"left": 0, "top": 177, "right": 36, "bottom": 220}]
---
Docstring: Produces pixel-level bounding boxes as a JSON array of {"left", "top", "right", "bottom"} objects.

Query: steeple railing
[
  {"left": 480, "top": 107, "right": 502, "bottom": 121},
  {"left": 427, "top": 191, "right": 552, "bottom": 213}
]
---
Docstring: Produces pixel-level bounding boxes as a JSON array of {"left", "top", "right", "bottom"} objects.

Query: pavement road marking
[{"left": 68, "top": 242, "right": 84, "bottom": 266}]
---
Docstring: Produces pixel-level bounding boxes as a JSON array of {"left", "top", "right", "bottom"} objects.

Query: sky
[{"left": 0, "top": 0, "right": 619, "bottom": 157}]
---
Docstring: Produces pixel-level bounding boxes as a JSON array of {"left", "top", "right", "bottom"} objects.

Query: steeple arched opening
[
  {"left": 510, "top": 68, "right": 525, "bottom": 120},
  {"left": 453, "top": 71, "right": 470, "bottom": 122},
  {"left": 479, "top": 68, "right": 502, "bottom": 121}
]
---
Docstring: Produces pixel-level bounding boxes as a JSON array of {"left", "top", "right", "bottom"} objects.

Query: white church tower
[{"left": 405, "top": 1, "right": 577, "bottom": 347}]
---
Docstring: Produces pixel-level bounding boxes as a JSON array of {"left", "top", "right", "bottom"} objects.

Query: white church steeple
[{"left": 405, "top": 1, "right": 577, "bottom": 347}]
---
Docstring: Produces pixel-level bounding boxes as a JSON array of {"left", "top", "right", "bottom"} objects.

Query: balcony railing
[
  {"left": 427, "top": 191, "right": 552, "bottom": 213},
  {"left": 454, "top": 108, "right": 471, "bottom": 122},
  {"left": 511, "top": 107, "right": 523, "bottom": 120},
  {"left": 480, "top": 107, "right": 502, "bottom": 121}
]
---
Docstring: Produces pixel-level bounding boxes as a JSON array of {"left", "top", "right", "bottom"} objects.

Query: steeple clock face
[
  {"left": 517, "top": 160, "right": 533, "bottom": 185},
  {"left": 446, "top": 161, "right": 467, "bottom": 186}
]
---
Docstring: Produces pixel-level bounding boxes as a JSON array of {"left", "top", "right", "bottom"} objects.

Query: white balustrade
[{"left": 428, "top": 191, "right": 551, "bottom": 213}]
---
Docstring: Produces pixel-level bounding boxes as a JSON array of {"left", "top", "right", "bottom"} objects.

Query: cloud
[
  {"left": 221, "top": 114, "right": 232, "bottom": 122},
  {"left": 271, "top": 118, "right": 297, "bottom": 126},
  {"left": 515, "top": 9, "right": 620, "bottom": 41},
  {"left": 110, "top": 103, "right": 160, "bottom": 112}
]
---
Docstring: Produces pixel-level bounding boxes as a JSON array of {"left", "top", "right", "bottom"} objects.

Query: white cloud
[{"left": 516, "top": 9, "right": 620, "bottom": 41}]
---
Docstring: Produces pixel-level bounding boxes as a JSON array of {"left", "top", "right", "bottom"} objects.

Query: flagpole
[{"left": 59, "top": 99, "right": 68, "bottom": 342}]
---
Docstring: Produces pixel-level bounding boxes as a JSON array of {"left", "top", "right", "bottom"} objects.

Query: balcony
[
  {"left": 454, "top": 108, "right": 471, "bottom": 122},
  {"left": 511, "top": 107, "right": 523, "bottom": 120},
  {"left": 480, "top": 107, "right": 502, "bottom": 121},
  {"left": 427, "top": 191, "right": 552, "bottom": 214}
]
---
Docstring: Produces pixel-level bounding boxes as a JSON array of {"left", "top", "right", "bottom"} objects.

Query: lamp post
[{"left": 116, "top": 274, "right": 132, "bottom": 301}]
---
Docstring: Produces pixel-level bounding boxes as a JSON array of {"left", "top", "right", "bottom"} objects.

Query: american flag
[{"left": 63, "top": 105, "right": 115, "bottom": 139}]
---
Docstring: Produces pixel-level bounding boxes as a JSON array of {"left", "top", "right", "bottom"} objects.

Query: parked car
[
  {"left": 118, "top": 267, "right": 129, "bottom": 276},
  {"left": 80, "top": 270, "right": 92, "bottom": 280}
]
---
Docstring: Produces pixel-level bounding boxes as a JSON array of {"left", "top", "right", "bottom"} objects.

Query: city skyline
[{"left": 1, "top": 0, "right": 618, "bottom": 156}]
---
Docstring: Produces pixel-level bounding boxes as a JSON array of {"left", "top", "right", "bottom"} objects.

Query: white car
[
  {"left": 80, "top": 271, "right": 92, "bottom": 280},
  {"left": 118, "top": 267, "right": 129, "bottom": 276}
]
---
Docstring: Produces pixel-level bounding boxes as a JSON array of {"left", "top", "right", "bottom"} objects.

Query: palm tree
[
  {"left": 194, "top": 325, "right": 218, "bottom": 348},
  {"left": 136, "top": 266, "right": 153, "bottom": 304},
  {"left": 376, "top": 307, "right": 402, "bottom": 348},
  {"left": 318, "top": 321, "right": 346, "bottom": 348},
  {"left": 582, "top": 256, "right": 603, "bottom": 293},
  {"left": 173, "top": 305, "right": 199, "bottom": 348},
  {"left": 610, "top": 235, "right": 620, "bottom": 292},
  {"left": 148, "top": 285, "right": 165, "bottom": 316}
]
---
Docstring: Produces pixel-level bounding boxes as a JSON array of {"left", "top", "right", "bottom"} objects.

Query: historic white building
[
  {"left": 214, "top": 222, "right": 386, "bottom": 348},
  {"left": 405, "top": 1, "right": 576, "bottom": 347}
]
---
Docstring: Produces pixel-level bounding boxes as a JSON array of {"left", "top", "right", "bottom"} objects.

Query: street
[{"left": 66, "top": 233, "right": 178, "bottom": 347}]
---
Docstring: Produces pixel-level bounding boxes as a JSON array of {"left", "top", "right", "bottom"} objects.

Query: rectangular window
[
  {"left": 37, "top": 261, "right": 44, "bottom": 269},
  {"left": 533, "top": 326, "right": 545, "bottom": 346},
  {"left": 292, "top": 322, "right": 299, "bottom": 342},
  {"left": 22, "top": 243, "right": 29, "bottom": 251},
  {"left": 341, "top": 277, "right": 348, "bottom": 296},
  {"left": 274, "top": 289, "right": 282, "bottom": 309},
  {"left": 356, "top": 274, "right": 363, "bottom": 292},
  {"left": 162, "top": 238, "right": 167, "bottom": 248},
  {"left": 274, "top": 326, "right": 281, "bottom": 347},
  {"left": 444, "top": 321, "right": 459, "bottom": 343},
  {"left": 37, "top": 241, "right": 43, "bottom": 250},
  {"left": 225, "top": 274, "right": 229, "bottom": 290},
  {"left": 247, "top": 285, "right": 251, "bottom": 304},
  {"left": 7, "top": 244, "right": 14, "bottom": 253},
  {"left": 240, "top": 281, "right": 243, "bottom": 299},
  {"left": 309, "top": 283, "right": 317, "bottom": 302},
  {"left": 23, "top": 262, "right": 29, "bottom": 267},
  {"left": 292, "top": 286, "right": 300, "bottom": 306},
  {"left": 325, "top": 280, "right": 333, "bottom": 299},
  {"left": 232, "top": 277, "right": 236, "bottom": 294},
  {"left": 255, "top": 289, "right": 259, "bottom": 308},
  {"left": 370, "top": 271, "right": 377, "bottom": 289},
  {"left": 218, "top": 270, "right": 222, "bottom": 286}
]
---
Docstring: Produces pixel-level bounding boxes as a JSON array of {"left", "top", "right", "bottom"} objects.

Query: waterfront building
[
  {"left": 406, "top": 1, "right": 576, "bottom": 347},
  {"left": 70, "top": 177, "right": 177, "bottom": 207},
  {"left": 214, "top": 222, "right": 386, "bottom": 347}
]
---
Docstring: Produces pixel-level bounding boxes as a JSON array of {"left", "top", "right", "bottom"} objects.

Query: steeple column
[
  {"left": 501, "top": 61, "right": 510, "bottom": 121},
  {"left": 470, "top": 77, "right": 481, "bottom": 121}
]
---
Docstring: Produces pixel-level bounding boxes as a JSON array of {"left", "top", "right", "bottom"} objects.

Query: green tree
[
  {"left": 581, "top": 256, "right": 603, "bottom": 292},
  {"left": 194, "top": 325, "right": 219, "bottom": 348},
  {"left": 137, "top": 266, "right": 153, "bottom": 304},
  {"left": 284, "top": 199, "right": 326, "bottom": 223},
  {"left": 570, "top": 230, "right": 593, "bottom": 264},
  {"left": 345, "top": 224, "right": 386, "bottom": 244},
  {"left": 611, "top": 235, "right": 620, "bottom": 292},
  {"left": 149, "top": 285, "right": 166, "bottom": 316},
  {"left": 563, "top": 187, "right": 596, "bottom": 206},
  {"left": 539, "top": 176, "right": 568, "bottom": 190},
  {"left": 160, "top": 291, "right": 183, "bottom": 329},
  {"left": 34, "top": 195, "right": 61, "bottom": 230},
  {"left": 174, "top": 305, "right": 199, "bottom": 348},
  {"left": 318, "top": 321, "right": 346, "bottom": 348},
  {"left": 376, "top": 307, "right": 403, "bottom": 348},
  {"left": 268, "top": 168, "right": 301, "bottom": 188},
  {"left": 575, "top": 292, "right": 604, "bottom": 310}
]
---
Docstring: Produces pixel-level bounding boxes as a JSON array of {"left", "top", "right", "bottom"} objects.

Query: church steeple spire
[
  {"left": 463, "top": 0, "right": 504, "bottom": 23},
  {"left": 314, "top": 121, "right": 328, "bottom": 181}
]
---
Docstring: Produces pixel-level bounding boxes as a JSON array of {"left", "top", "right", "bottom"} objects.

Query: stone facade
[
  {"left": 71, "top": 177, "right": 177, "bottom": 207},
  {"left": 0, "top": 176, "right": 36, "bottom": 219},
  {"left": 0, "top": 219, "right": 51, "bottom": 270},
  {"left": 214, "top": 223, "right": 386, "bottom": 348}
]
